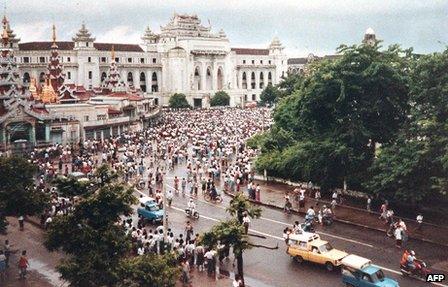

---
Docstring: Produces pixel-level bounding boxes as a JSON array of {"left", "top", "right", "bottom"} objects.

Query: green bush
[{"left": 210, "top": 91, "right": 230, "bottom": 106}]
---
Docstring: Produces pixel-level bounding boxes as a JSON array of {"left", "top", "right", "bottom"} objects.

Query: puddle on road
[{"left": 28, "top": 258, "right": 65, "bottom": 287}]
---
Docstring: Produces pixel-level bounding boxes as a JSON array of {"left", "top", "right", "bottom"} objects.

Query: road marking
[
  {"left": 168, "top": 205, "right": 448, "bottom": 287},
  {"left": 259, "top": 216, "right": 374, "bottom": 248},
  {"left": 138, "top": 186, "right": 374, "bottom": 248}
]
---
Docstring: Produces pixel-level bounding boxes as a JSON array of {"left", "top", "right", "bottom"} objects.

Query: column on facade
[
  {"left": 133, "top": 70, "right": 139, "bottom": 90},
  {"left": 45, "top": 124, "right": 50, "bottom": 142},
  {"left": 212, "top": 64, "right": 217, "bottom": 92},
  {"left": 29, "top": 123, "right": 36, "bottom": 144},
  {"left": 255, "top": 69, "right": 260, "bottom": 92},
  {"left": 201, "top": 62, "right": 206, "bottom": 92}
]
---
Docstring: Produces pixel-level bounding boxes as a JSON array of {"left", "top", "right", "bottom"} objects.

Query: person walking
[
  {"left": 18, "top": 250, "right": 29, "bottom": 280},
  {"left": 416, "top": 214, "right": 423, "bottom": 231},
  {"left": 0, "top": 250, "right": 6, "bottom": 281},
  {"left": 366, "top": 196, "right": 372, "bottom": 212},
  {"left": 394, "top": 226, "right": 403, "bottom": 249},
  {"left": 18, "top": 215, "right": 24, "bottom": 231},
  {"left": 242, "top": 212, "right": 250, "bottom": 234}
]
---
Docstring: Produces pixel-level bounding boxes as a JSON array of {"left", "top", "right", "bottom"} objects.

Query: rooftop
[{"left": 18, "top": 42, "right": 144, "bottom": 52}]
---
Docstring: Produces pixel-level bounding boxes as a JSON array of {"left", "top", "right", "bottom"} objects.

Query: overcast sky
[{"left": 6, "top": 0, "right": 448, "bottom": 56}]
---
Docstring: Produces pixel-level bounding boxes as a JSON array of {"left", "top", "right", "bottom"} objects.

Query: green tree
[
  {"left": 210, "top": 91, "right": 230, "bottom": 106},
  {"left": 259, "top": 83, "right": 279, "bottom": 106},
  {"left": 116, "top": 254, "right": 180, "bottom": 287},
  {"left": 45, "top": 184, "right": 136, "bottom": 287},
  {"left": 53, "top": 177, "right": 90, "bottom": 198},
  {"left": 168, "top": 93, "right": 191, "bottom": 109},
  {"left": 256, "top": 43, "right": 411, "bottom": 191},
  {"left": 0, "top": 156, "right": 49, "bottom": 220},
  {"left": 277, "top": 73, "right": 304, "bottom": 98},
  {"left": 366, "top": 49, "right": 448, "bottom": 204},
  {"left": 94, "top": 163, "right": 119, "bottom": 187}
]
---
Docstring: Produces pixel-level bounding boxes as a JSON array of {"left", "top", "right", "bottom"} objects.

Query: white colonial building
[{"left": 12, "top": 13, "right": 288, "bottom": 108}]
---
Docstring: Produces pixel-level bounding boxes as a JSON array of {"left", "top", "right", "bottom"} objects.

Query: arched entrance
[
  {"left": 194, "top": 67, "right": 201, "bottom": 90},
  {"left": 206, "top": 67, "right": 212, "bottom": 90},
  {"left": 217, "top": 68, "right": 224, "bottom": 90},
  {"left": 151, "top": 72, "right": 158, "bottom": 92}
]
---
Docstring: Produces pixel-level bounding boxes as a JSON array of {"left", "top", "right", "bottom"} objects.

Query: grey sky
[{"left": 7, "top": 0, "right": 448, "bottom": 56}]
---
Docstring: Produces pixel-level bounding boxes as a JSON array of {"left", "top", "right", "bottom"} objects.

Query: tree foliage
[
  {"left": 259, "top": 83, "right": 279, "bottom": 106},
  {"left": 365, "top": 50, "right": 448, "bottom": 204},
  {"left": 116, "top": 254, "right": 180, "bottom": 287},
  {"left": 210, "top": 91, "right": 230, "bottom": 106},
  {"left": 45, "top": 184, "right": 136, "bottom": 287},
  {"left": 0, "top": 156, "right": 49, "bottom": 216},
  {"left": 256, "top": 42, "right": 414, "bottom": 194},
  {"left": 169, "top": 93, "right": 191, "bottom": 109}
]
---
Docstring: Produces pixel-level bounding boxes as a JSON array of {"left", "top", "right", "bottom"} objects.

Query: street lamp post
[{"left": 162, "top": 172, "right": 168, "bottom": 242}]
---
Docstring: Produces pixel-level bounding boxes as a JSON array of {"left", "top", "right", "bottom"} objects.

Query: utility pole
[{"left": 162, "top": 172, "right": 167, "bottom": 242}]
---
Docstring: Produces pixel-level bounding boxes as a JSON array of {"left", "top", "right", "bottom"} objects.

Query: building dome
[{"left": 365, "top": 27, "right": 375, "bottom": 35}]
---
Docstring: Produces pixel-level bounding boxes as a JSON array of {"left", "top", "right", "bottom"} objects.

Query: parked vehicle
[
  {"left": 287, "top": 235, "right": 348, "bottom": 271},
  {"left": 341, "top": 254, "right": 399, "bottom": 287},
  {"left": 137, "top": 197, "right": 164, "bottom": 224}
]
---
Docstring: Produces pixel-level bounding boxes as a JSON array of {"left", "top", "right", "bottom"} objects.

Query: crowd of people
[{"left": 1, "top": 107, "right": 270, "bottom": 286}]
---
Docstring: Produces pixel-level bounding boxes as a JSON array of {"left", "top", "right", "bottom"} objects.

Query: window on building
[
  {"left": 39, "top": 57, "right": 45, "bottom": 63},
  {"left": 84, "top": 116, "right": 89, "bottom": 122},
  {"left": 152, "top": 58, "right": 156, "bottom": 63},
  {"left": 260, "top": 60, "right": 263, "bottom": 64},
  {"left": 140, "top": 58, "right": 145, "bottom": 64},
  {"left": 251, "top": 60, "right": 255, "bottom": 64},
  {"left": 88, "top": 71, "right": 92, "bottom": 80},
  {"left": 115, "top": 57, "right": 119, "bottom": 63},
  {"left": 67, "top": 71, "right": 71, "bottom": 79},
  {"left": 88, "top": 57, "right": 92, "bottom": 63},
  {"left": 127, "top": 57, "right": 132, "bottom": 63},
  {"left": 242, "top": 60, "right": 246, "bottom": 64},
  {"left": 268, "top": 60, "right": 271, "bottom": 64},
  {"left": 101, "top": 57, "right": 107, "bottom": 63},
  {"left": 252, "top": 94, "right": 256, "bottom": 101},
  {"left": 97, "top": 114, "right": 107, "bottom": 121},
  {"left": 67, "top": 57, "right": 71, "bottom": 62},
  {"left": 86, "top": 42, "right": 89, "bottom": 47},
  {"left": 23, "top": 57, "right": 30, "bottom": 63}
]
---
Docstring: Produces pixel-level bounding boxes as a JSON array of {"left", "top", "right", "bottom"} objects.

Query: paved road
[{"left": 134, "top": 165, "right": 448, "bottom": 287}]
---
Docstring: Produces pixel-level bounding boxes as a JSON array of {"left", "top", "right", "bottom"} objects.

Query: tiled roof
[
  {"left": 231, "top": 48, "right": 269, "bottom": 55},
  {"left": 107, "top": 108, "right": 122, "bottom": 115},
  {"left": 287, "top": 58, "right": 307, "bottom": 64},
  {"left": 19, "top": 42, "right": 143, "bottom": 52}
]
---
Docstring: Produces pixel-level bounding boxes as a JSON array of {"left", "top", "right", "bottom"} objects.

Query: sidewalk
[
  {"left": 177, "top": 269, "right": 233, "bottom": 287},
  {"left": 0, "top": 217, "right": 65, "bottom": 287},
  {"left": 224, "top": 179, "right": 448, "bottom": 247}
]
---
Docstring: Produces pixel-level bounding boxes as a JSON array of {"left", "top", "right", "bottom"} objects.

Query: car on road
[
  {"left": 341, "top": 254, "right": 399, "bottom": 287},
  {"left": 137, "top": 197, "right": 164, "bottom": 224},
  {"left": 287, "top": 236, "right": 348, "bottom": 271}
]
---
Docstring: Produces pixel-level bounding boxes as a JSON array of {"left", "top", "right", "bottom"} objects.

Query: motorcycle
[
  {"left": 185, "top": 208, "right": 200, "bottom": 219},
  {"left": 400, "top": 259, "right": 431, "bottom": 281},
  {"left": 322, "top": 214, "right": 334, "bottom": 226},
  {"left": 301, "top": 218, "right": 316, "bottom": 233},
  {"left": 204, "top": 193, "right": 223, "bottom": 203}
]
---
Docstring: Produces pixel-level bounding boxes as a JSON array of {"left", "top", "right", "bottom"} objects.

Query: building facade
[{"left": 11, "top": 13, "right": 288, "bottom": 108}]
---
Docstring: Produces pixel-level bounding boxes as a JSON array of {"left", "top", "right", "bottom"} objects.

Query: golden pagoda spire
[
  {"left": 1, "top": 22, "right": 8, "bottom": 44},
  {"left": 111, "top": 44, "right": 115, "bottom": 61},
  {"left": 51, "top": 24, "right": 58, "bottom": 48}
]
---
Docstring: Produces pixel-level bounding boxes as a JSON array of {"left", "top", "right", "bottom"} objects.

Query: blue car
[
  {"left": 137, "top": 197, "right": 164, "bottom": 224},
  {"left": 341, "top": 254, "right": 399, "bottom": 287}
]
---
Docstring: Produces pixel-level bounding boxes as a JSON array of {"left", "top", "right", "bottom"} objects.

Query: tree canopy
[
  {"left": 210, "top": 91, "right": 230, "bottom": 106},
  {"left": 0, "top": 156, "right": 49, "bottom": 217},
  {"left": 259, "top": 83, "right": 279, "bottom": 106},
  {"left": 255, "top": 42, "right": 446, "bottom": 205},
  {"left": 169, "top": 93, "right": 191, "bottom": 109}
]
